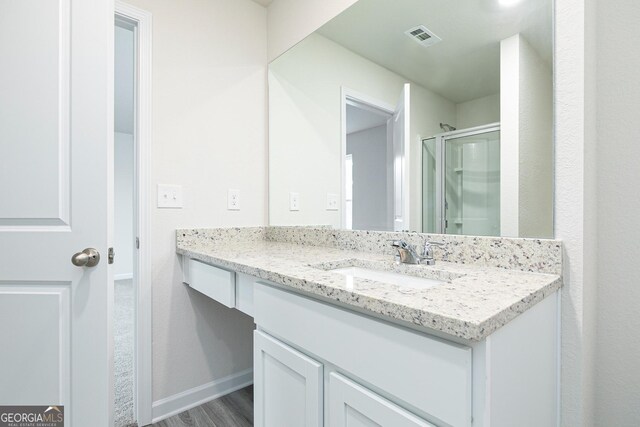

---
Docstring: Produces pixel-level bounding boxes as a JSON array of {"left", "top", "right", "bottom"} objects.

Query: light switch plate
[
  {"left": 228, "top": 189, "right": 240, "bottom": 210},
  {"left": 157, "top": 184, "right": 183, "bottom": 208},
  {"left": 326, "top": 193, "right": 339, "bottom": 211},
  {"left": 289, "top": 192, "right": 300, "bottom": 211}
]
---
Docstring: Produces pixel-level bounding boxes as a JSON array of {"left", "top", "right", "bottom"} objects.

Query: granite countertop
[{"left": 176, "top": 236, "right": 562, "bottom": 341}]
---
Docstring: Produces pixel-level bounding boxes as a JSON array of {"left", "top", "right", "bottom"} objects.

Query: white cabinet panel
[
  {"left": 329, "top": 373, "right": 435, "bottom": 427},
  {"left": 254, "top": 330, "right": 323, "bottom": 427},
  {"left": 185, "top": 258, "right": 236, "bottom": 308},
  {"left": 235, "top": 272, "right": 255, "bottom": 316}
]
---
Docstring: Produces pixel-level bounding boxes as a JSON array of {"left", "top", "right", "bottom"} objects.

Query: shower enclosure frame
[{"left": 429, "top": 122, "right": 501, "bottom": 234}]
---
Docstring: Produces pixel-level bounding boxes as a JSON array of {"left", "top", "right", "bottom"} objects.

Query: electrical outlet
[
  {"left": 157, "top": 184, "right": 183, "bottom": 208},
  {"left": 289, "top": 192, "right": 300, "bottom": 211},
  {"left": 326, "top": 193, "right": 339, "bottom": 211},
  {"left": 227, "top": 189, "right": 240, "bottom": 210}
]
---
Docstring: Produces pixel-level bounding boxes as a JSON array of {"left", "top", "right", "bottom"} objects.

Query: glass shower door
[
  {"left": 422, "top": 137, "right": 437, "bottom": 233},
  {"left": 443, "top": 130, "right": 500, "bottom": 236}
]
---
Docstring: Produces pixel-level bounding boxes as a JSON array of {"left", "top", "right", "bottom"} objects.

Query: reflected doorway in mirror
[{"left": 341, "top": 86, "right": 410, "bottom": 232}]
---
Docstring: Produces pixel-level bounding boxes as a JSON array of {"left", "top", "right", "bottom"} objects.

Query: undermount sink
[{"left": 331, "top": 266, "right": 445, "bottom": 290}]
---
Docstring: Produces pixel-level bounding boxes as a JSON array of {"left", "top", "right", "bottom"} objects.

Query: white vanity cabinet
[
  {"left": 252, "top": 281, "right": 559, "bottom": 427},
  {"left": 180, "top": 257, "right": 558, "bottom": 427},
  {"left": 253, "top": 282, "right": 473, "bottom": 427}
]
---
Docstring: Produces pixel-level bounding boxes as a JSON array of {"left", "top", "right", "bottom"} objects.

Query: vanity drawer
[
  {"left": 185, "top": 258, "right": 236, "bottom": 308},
  {"left": 254, "top": 283, "right": 472, "bottom": 427}
]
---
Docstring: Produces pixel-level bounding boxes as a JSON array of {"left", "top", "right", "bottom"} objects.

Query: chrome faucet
[
  {"left": 420, "top": 240, "right": 444, "bottom": 266},
  {"left": 391, "top": 239, "right": 444, "bottom": 265},
  {"left": 390, "top": 240, "right": 419, "bottom": 264}
]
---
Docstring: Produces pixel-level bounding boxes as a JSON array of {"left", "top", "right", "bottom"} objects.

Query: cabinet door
[
  {"left": 254, "top": 330, "right": 323, "bottom": 427},
  {"left": 329, "top": 372, "right": 436, "bottom": 427}
]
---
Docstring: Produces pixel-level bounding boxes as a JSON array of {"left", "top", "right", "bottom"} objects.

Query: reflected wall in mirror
[{"left": 268, "top": 0, "right": 553, "bottom": 238}]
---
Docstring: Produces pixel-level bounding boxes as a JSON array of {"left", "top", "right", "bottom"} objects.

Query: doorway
[
  {"left": 341, "top": 85, "right": 410, "bottom": 232},
  {"left": 114, "top": 16, "right": 136, "bottom": 427},
  {"left": 114, "top": 3, "right": 152, "bottom": 426},
  {"left": 344, "top": 99, "right": 393, "bottom": 231}
]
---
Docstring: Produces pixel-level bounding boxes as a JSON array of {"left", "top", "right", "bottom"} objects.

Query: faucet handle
[{"left": 422, "top": 239, "right": 445, "bottom": 257}]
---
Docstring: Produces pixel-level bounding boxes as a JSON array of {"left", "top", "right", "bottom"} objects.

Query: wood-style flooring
[{"left": 149, "top": 385, "right": 253, "bottom": 427}]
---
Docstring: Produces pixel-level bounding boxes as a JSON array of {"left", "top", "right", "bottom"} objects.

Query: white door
[
  {"left": 0, "top": 0, "right": 112, "bottom": 426},
  {"left": 391, "top": 83, "right": 410, "bottom": 231},
  {"left": 254, "top": 330, "right": 323, "bottom": 427},
  {"left": 329, "top": 373, "right": 435, "bottom": 427}
]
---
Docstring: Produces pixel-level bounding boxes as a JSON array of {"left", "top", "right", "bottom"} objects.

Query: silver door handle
[{"left": 71, "top": 248, "right": 100, "bottom": 267}]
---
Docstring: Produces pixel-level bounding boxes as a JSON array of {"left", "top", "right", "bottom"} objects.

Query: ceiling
[
  {"left": 251, "top": 0, "right": 273, "bottom": 6},
  {"left": 317, "top": 0, "right": 552, "bottom": 104},
  {"left": 346, "top": 103, "right": 389, "bottom": 134}
]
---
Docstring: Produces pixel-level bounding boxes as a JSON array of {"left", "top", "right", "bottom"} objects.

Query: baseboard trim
[
  {"left": 151, "top": 368, "right": 253, "bottom": 424},
  {"left": 115, "top": 273, "right": 133, "bottom": 281}
]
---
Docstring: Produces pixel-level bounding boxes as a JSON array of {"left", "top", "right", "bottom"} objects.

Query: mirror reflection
[{"left": 268, "top": 0, "right": 553, "bottom": 238}]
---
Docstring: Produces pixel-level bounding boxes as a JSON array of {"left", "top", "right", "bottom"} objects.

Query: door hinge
[
  {"left": 108, "top": 247, "right": 115, "bottom": 264},
  {"left": 136, "top": 237, "right": 140, "bottom": 249}
]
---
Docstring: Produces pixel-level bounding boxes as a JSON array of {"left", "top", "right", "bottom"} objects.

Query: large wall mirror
[{"left": 268, "top": 0, "right": 553, "bottom": 238}]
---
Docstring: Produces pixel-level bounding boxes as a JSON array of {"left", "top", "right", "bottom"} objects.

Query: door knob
[{"left": 71, "top": 248, "right": 100, "bottom": 267}]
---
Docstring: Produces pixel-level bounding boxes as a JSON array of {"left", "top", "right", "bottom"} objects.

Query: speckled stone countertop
[{"left": 176, "top": 227, "right": 562, "bottom": 341}]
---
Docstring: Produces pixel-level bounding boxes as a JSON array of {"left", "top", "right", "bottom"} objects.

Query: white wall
[
  {"left": 269, "top": 33, "right": 455, "bottom": 231},
  {"left": 500, "top": 34, "right": 553, "bottom": 238},
  {"left": 517, "top": 36, "right": 553, "bottom": 239},
  {"left": 501, "top": 35, "right": 520, "bottom": 237},
  {"left": 594, "top": 0, "right": 640, "bottom": 424},
  {"left": 125, "top": 0, "right": 267, "bottom": 403},
  {"left": 555, "top": 0, "right": 598, "bottom": 424},
  {"left": 455, "top": 93, "right": 500, "bottom": 130},
  {"left": 267, "top": 0, "right": 358, "bottom": 61},
  {"left": 114, "top": 132, "right": 134, "bottom": 278},
  {"left": 346, "top": 125, "right": 389, "bottom": 231}
]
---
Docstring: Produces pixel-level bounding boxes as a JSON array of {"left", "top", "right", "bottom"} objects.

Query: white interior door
[
  {"left": 392, "top": 83, "right": 411, "bottom": 231},
  {"left": 0, "top": 0, "right": 112, "bottom": 425}
]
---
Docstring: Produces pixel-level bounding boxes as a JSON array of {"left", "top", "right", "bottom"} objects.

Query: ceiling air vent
[{"left": 405, "top": 25, "right": 442, "bottom": 47}]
